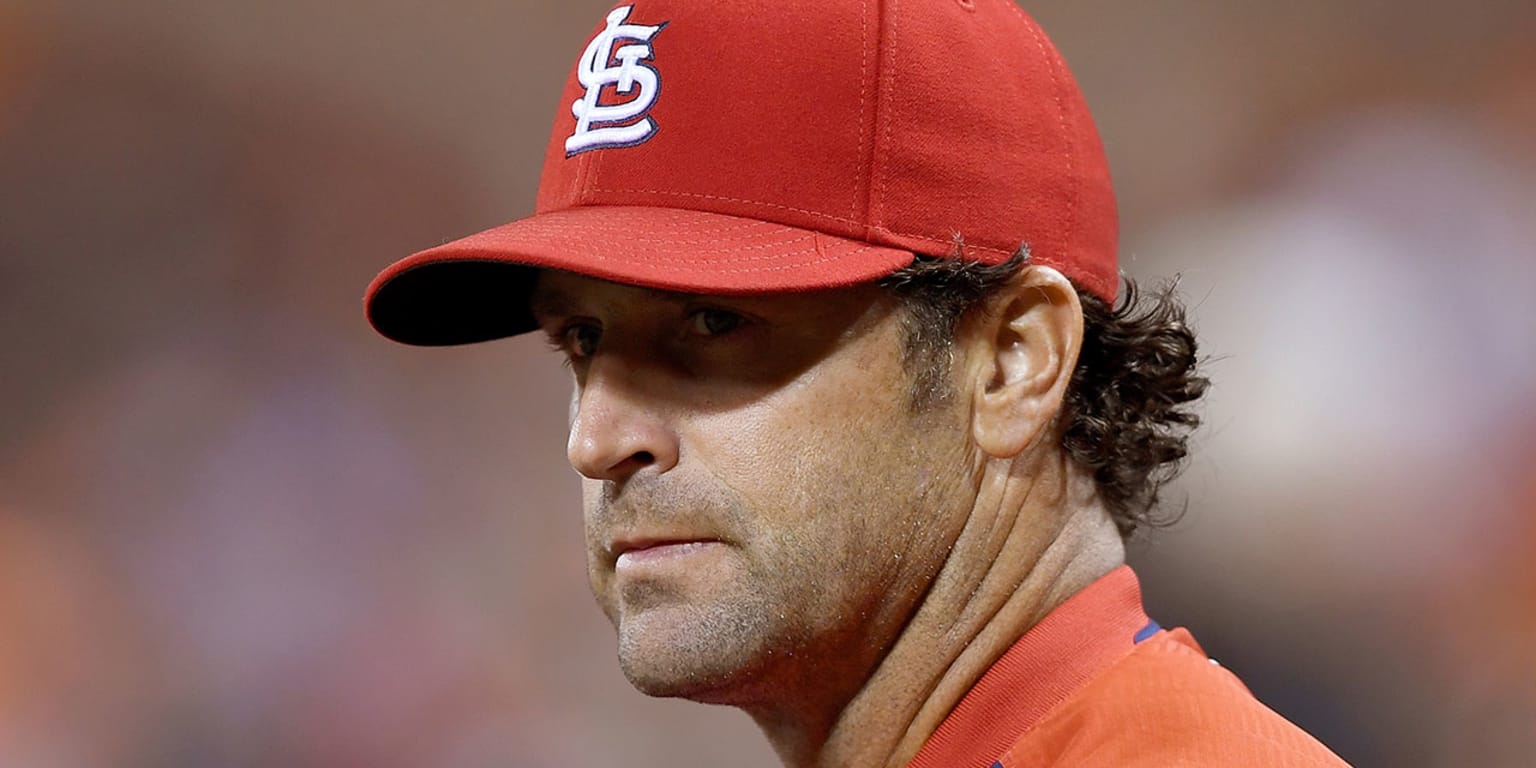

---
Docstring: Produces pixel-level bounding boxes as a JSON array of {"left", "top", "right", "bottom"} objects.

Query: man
[{"left": 365, "top": 1, "right": 1350, "bottom": 765}]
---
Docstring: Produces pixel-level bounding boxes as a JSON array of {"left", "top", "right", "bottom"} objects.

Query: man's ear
[{"left": 964, "top": 265, "right": 1084, "bottom": 459}]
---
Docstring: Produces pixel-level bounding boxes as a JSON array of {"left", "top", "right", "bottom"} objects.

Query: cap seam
[
  {"left": 551, "top": 242, "right": 892, "bottom": 273},
  {"left": 583, "top": 131, "right": 610, "bottom": 203},
  {"left": 516, "top": 218, "right": 818, "bottom": 240},
  {"left": 868, "top": 224, "right": 1011, "bottom": 257},
  {"left": 1013, "top": 3, "right": 1080, "bottom": 279},
  {"left": 575, "top": 187, "right": 1015, "bottom": 255},
  {"left": 526, "top": 238, "right": 827, "bottom": 257},
  {"left": 870, "top": 0, "right": 898, "bottom": 240},
  {"left": 523, "top": 229, "right": 817, "bottom": 246},
  {"left": 538, "top": 209, "right": 786, "bottom": 228},
  {"left": 586, "top": 186, "right": 863, "bottom": 226},
  {"left": 853, "top": 0, "right": 872, "bottom": 223}
]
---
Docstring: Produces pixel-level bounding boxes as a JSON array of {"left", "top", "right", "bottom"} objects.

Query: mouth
[{"left": 610, "top": 537, "right": 726, "bottom": 571}]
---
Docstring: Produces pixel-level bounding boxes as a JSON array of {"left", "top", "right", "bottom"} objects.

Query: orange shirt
[{"left": 908, "top": 567, "right": 1350, "bottom": 767}]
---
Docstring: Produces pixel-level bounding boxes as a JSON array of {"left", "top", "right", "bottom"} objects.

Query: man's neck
[{"left": 748, "top": 453, "right": 1126, "bottom": 768}]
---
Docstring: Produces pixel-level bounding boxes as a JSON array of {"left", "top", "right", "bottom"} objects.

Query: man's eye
[
  {"left": 688, "top": 308, "right": 745, "bottom": 337},
  {"left": 561, "top": 323, "right": 601, "bottom": 358}
]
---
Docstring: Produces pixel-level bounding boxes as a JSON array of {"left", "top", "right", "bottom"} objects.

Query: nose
[{"left": 566, "top": 357, "right": 680, "bottom": 483}]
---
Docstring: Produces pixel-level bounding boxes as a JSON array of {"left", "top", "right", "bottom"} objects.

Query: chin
[
  {"left": 619, "top": 659, "right": 741, "bottom": 702},
  {"left": 613, "top": 602, "right": 776, "bottom": 705},
  {"left": 617, "top": 643, "right": 756, "bottom": 704}
]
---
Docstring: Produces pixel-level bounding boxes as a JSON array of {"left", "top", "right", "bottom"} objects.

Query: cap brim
[{"left": 365, "top": 206, "right": 916, "bottom": 346}]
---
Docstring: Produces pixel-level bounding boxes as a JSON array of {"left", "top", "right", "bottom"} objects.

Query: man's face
[{"left": 530, "top": 271, "right": 977, "bottom": 706}]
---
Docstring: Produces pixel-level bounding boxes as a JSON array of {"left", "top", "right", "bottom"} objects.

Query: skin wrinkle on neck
[
  {"left": 896, "top": 456, "right": 1121, "bottom": 767},
  {"left": 760, "top": 438, "right": 1124, "bottom": 768}
]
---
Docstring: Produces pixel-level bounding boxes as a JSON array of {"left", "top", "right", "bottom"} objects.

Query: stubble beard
[
  {"left": 590, "top": 479, "right": 808, "bottom": 705},
  {"left": 599, "top": 503, "right": 888, "bottom": 709},
  {"left": 613, "top": 576, "right": 785, "bottom": 703},
  {"left": 586, "top": 380, "right": 961, "bottom": 709}
]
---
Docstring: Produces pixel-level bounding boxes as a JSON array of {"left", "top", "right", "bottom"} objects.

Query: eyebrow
[{"left": 527, "top": 289, "right": 574, "bottom": 323}]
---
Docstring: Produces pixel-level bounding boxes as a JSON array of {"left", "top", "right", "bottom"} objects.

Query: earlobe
[{"left": 969, "top": 266, "right": 1084, "bottom": 458}]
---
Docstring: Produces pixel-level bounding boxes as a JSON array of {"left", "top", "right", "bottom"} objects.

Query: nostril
[{"left": 633, "top": 451, "right": 655, "bottom": 464}]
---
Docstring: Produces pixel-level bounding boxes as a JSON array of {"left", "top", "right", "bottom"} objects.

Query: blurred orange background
[{"left": 2, "top": 1, "right": 1533, "bottom": 766}]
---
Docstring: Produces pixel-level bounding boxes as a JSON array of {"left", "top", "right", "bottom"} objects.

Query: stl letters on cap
[{"left": 566, "top": 5, "right": 668, "bottom": 157}]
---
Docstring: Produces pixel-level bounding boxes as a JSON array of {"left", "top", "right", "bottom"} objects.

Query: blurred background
[{"left": 2, "top": 0, "right": 1532, "bottom": 765}]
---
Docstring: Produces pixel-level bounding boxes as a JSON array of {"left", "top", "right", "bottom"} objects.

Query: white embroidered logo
[{"left": 565, "top": 5, "right": 667, "bottom": 157}]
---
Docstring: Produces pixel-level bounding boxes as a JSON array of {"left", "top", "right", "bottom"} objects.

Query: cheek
[
  {"left": 786, "top": 392, "right": 972, "bottom": 569},
  {"left": 704, "top": 383, "right": 949, "bottom": 561},
  {"left": 699, "top": 394, "right": 884, "bottom": 510},
  {"left": 580, "top": 480, "right": 605, "bottom": 547},
  {"left": 580, "top": 481, "right": 620, "bottom": 617}
]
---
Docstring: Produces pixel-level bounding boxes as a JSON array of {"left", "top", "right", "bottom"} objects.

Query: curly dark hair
[{"left": 878, "top": 246, "right": 1208, "bottom": 537}]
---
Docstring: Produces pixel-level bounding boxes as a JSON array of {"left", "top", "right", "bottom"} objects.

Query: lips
[
  {"left": 610, "top": 537, "right": 724, "bottom": 570},
  {"left": 612, "top": 537, "right": 718, "bottom": 556}
]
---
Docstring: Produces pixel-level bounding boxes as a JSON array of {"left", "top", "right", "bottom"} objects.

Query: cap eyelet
[{"left": 957, "top": 0, "right": 976, "bottom": 10}]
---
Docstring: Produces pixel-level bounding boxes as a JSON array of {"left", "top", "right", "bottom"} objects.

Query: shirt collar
[{"left": 906, "top": 565, "right": 1152, "bottom": 768}]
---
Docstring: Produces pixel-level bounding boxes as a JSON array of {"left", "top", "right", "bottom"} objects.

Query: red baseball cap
[{"left": 365, "top": 0, "right": 1117, "bottom": 346}]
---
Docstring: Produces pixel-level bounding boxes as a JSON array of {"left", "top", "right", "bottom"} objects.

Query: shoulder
[{"left": 997, "top": 629, "right": 1352, "bottom": 768}]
